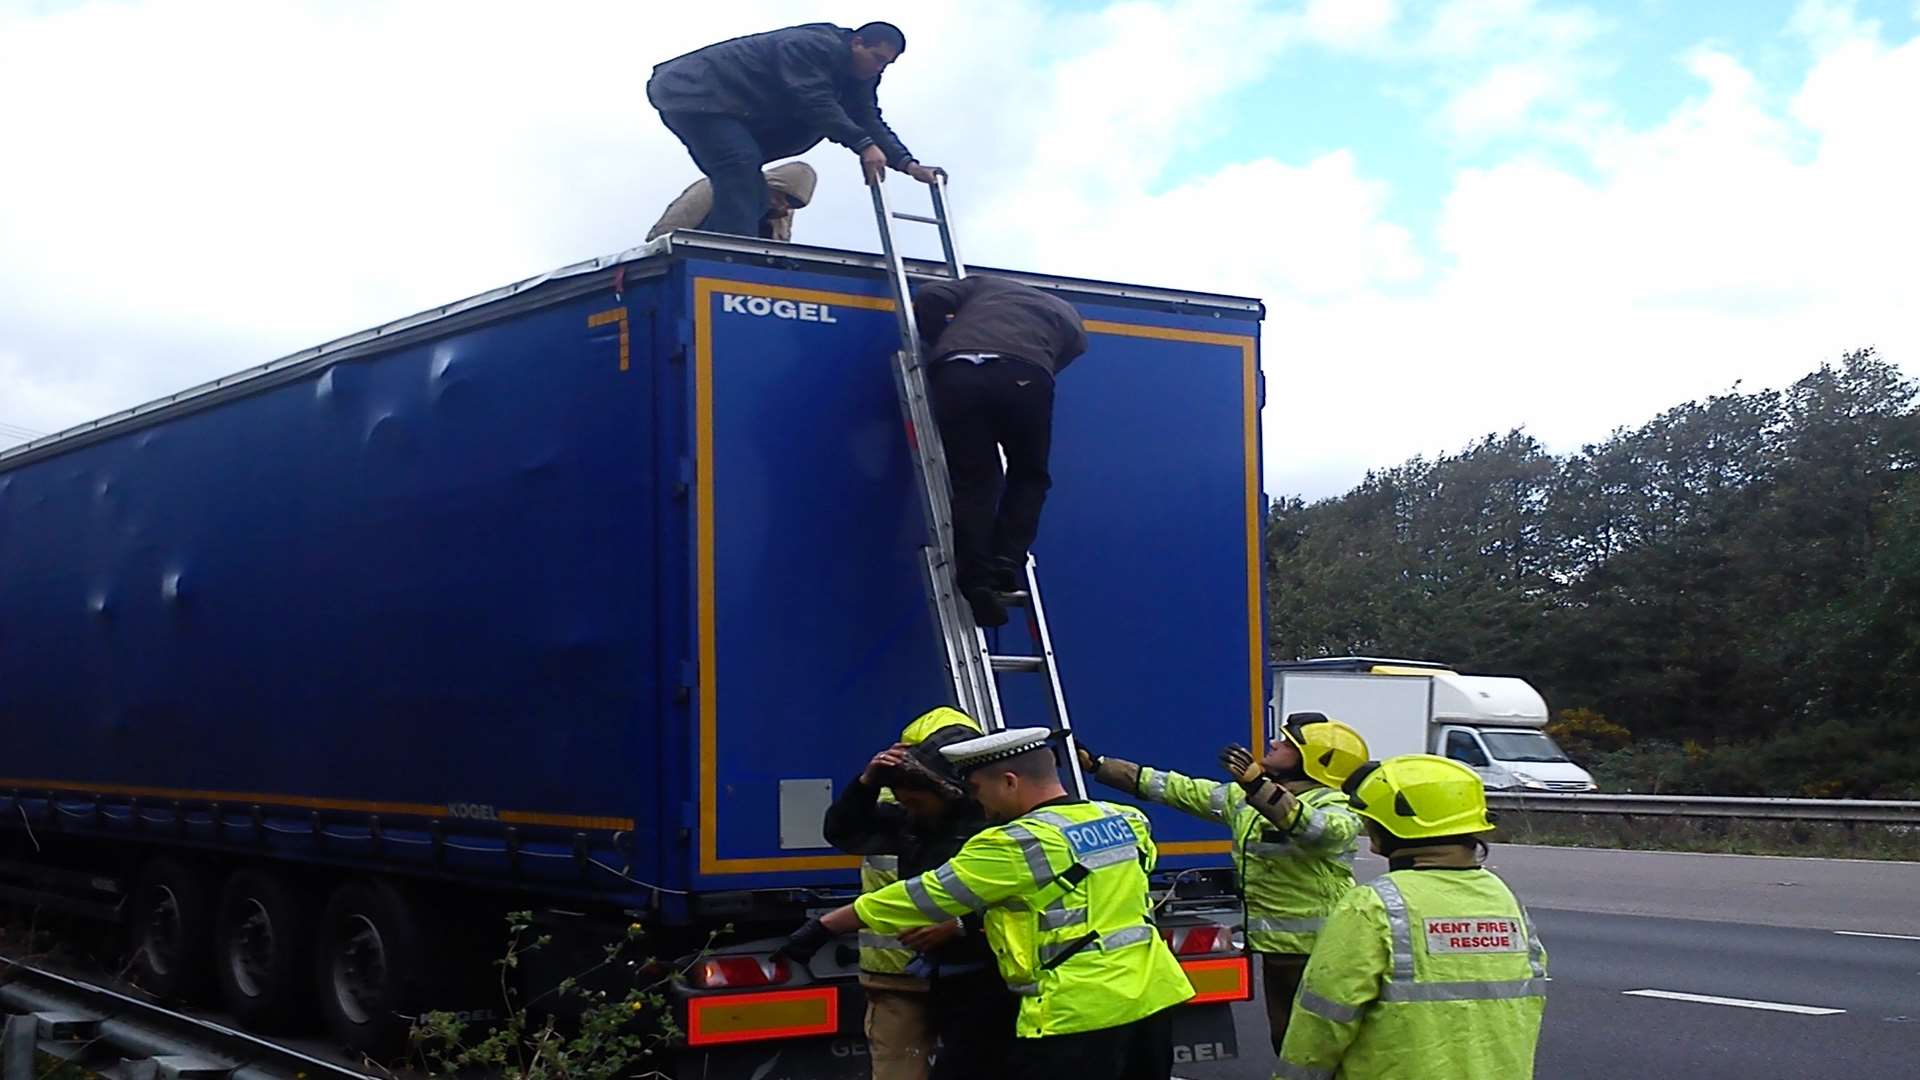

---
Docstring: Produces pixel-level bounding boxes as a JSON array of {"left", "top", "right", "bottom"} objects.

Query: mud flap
[{"left": 1169, "top": 1000, "right": 1241, "bottom": 1065}]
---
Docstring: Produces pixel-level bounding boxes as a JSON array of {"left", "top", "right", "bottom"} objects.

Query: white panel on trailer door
[{"left": 1274, "top": 672, "right": 1433, "bottom": 760}]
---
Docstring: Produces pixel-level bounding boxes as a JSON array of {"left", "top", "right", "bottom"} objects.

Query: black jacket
[
  {"left": 823, "top": 777, "right": 995, "bottom": 968},
  {"left": 648, "top": 23, "right": 914, "bottom": 167},
  {"left": 914, "top": 276, "right": 1090, "bottom": 380}
]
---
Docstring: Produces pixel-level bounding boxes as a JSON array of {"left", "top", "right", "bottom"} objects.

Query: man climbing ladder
[
  {"left": 913, "top": 276, "right": 1087, "bottom": 628},
  {"left": 870, "top": 178, "right": 1086, "bottom": 797}
]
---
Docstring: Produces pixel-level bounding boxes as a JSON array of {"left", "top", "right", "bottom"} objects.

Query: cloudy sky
[{"left": 2, "top": 0, "right": 1915, "bottom": 498}]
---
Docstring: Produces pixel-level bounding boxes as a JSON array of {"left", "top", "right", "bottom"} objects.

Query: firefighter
[
  {"left": 1077, "top": 712, "right": 1368, "bottom": 1056},
  {"left": 821, "top": 708, "right": 1009, "bottom": 1080},
  {"left": 1275, "top": 755, "right": 1548, "bottom": 1079},
  {"left": 782, "top": 727, "right": 1195, "bottom": 1080}
]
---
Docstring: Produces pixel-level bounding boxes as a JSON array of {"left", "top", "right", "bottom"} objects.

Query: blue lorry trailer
[{"left": 0, "top": 230, "right": 1267, "bottom": 1073}]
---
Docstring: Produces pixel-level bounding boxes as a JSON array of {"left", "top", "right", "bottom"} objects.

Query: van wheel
[
  {"left": 316, "top": 879, "right": 426, "bottom": 1058},
  {"left": 214, "top": 868, "right": 314, "bottom": 1032},
  {"left": 128, "top": 856, "right": 216, "bottom": 1002}
]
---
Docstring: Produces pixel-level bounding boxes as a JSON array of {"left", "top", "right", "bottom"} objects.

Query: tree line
[{"left": 1264, "top": 349, "right": 1920, "bottom": 797}]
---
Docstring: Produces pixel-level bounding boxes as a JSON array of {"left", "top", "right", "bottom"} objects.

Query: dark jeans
[
  {"left": 656, "top": 110, "right": 770, "bottom": 237},
  {"left": 928, "top": 357, "right": 1055, "bottom": 592},
  {"left": 1007, "top": 1006, "right": 1175, "bottom": 1080},
  {"left": 929, "top": 967, "right": 1019, "bottom": 1078},
  {"left": 1261, "top": 951, "right": 1310, "bottom": 1056}
]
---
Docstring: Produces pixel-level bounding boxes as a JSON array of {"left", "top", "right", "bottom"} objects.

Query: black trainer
[
  {"left": 965, "top": 585, "right": 1009, "bottom": 628},
  {"left": 990, "top": 556, "right": 1022, "bottom": 593}
]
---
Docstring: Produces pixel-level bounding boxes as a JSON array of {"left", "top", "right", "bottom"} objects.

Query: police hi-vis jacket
[{"left": 854, "top": 798, "right": 1194, "bottom": 1038}]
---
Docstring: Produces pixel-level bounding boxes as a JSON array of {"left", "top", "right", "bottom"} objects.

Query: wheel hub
[{"left": 331, "top": 915, "right": 389, "bottom": 1025}]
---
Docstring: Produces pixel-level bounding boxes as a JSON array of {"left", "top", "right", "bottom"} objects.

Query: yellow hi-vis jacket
[
  {"left": 854, "top": 799, "right": 1195, "bottom": 1038},
  {"left": 1126, "top": 763, "right": 1361, "bottom": 955},
  {"left": 856, "top": 852, "right": 920, "bottom": 982},
  {"left": 1275, "top": 866, "right": 1548, "bottom": 1079}
]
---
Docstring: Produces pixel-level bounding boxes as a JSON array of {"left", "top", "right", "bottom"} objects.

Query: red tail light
[
  {"left": 689, "top": 954, "right": 792, "bottom": 989},
  {"left": 1161, "top": 923, "right": 1235, "bottom": 955}
]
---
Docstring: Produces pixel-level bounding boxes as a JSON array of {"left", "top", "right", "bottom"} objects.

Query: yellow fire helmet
[
  {"left": 1279, "top": 711, "right": 1371, "bottom": 788},
  {"left": 1341, "top": 754, "right": 1495, "bottom": 840},
  {"left": 899, "top": 706, "right": 981, "bottom": 746}
]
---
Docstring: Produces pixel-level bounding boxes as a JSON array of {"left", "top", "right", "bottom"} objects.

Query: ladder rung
[
  {"left": 892, "top": 212, "right": 941, "bottom": 225},
  {"left": 990, "top": 655, "right": 1046, "bottom": 673}
]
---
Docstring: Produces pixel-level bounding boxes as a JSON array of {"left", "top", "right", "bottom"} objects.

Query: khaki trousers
[{"left": 865, "top": 987, "right": 933, "bottom": 1080}]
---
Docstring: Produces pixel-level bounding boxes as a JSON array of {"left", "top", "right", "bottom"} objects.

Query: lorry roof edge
[{"left": 0, "top": 232, "right": 1265, "bottom": 469}]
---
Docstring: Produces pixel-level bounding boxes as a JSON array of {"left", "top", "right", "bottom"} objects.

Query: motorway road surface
[{"left": 1178, "top": 844, "right": 1920, "bottom": 1080}]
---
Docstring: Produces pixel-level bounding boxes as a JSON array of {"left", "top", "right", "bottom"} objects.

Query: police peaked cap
[{"left": 940, "top": 727, "right": 1056, "bottom": 776}]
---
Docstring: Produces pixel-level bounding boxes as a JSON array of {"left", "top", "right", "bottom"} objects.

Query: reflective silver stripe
[
  {"left": 934, "top": 863, "right": 987, "bottom": 912},
  {"left": 1522, "top": 905, "right": 1547, "bottom": 978},
  {"left": 863, "top": 854, "right": 899, "bottom": 872},
  {"left": 1246, "top": 915, "right": 1325, "bottom": 934},
  {"left": 1296, "top": 806, "right": 1329, "bottom": 844},
  {"left": 1273, "top": 1060, "right": 1333, "bottom": 1080},
  {"left": 1002, "top": 824, "right": 1056, "bottom": 885},
  {"left": 1039, "top": 939, "right": 1084, "bottom": 965},
  {"left": 1337, "top": 848, "right": 1358, "bottom": 865},
  {"left": 1038, "top": 906, "right": 1090, "bottom": 931},
  {"left": 1368, "top": 876, "right": 1416, "bottom": 981},
  {"left": 1144, "top": 770, "right": 1169, "bottom": 801},
  {"left": 1101, "top": 925, "right": 1156, "bottom": 950},
  {"left": 1245, "top": 841, "right": 1291, "bottom": 857},
  {"left": 1079, "top": 846, "right": 1138, "bottom": 869},
  {"left": 1379, "top": 977, "right": 1549, "bottom": 1003},
  {"left": 859, "top": 931, "right": 905, "bottom": 951},
  {"left": 1027, "top": 809, "right": 1078, "bottom": 829},
  {"left": 1207, "top": 784, "right": 1229, "bottom": 820},
  {"left": 1296, "top": 987, "right": 1363, "bottom": 1024},
  {"left": 1036, "top": 923, "right": 1157, "bottom": 964},
  {"left": 1007, "top": 982, "right": 1040, "bottom": 997},
  {"left": 903, "top": 875, "right": 948, "bottom": 922}
]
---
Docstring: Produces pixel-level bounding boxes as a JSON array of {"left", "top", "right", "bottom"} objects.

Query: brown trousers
[
  {"left": 865, "top": 987, "right": 934, "bottom": 1080},
  {"left": 1261, "top": 952, "right": 1311, "bottom": 1057}
]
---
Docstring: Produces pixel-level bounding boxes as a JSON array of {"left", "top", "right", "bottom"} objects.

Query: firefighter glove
[{"left": 1220, "top": 743, "right": 1264, "bottom": 786}]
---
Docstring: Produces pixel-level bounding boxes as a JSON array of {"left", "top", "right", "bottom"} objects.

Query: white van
[{"left": 1271, "top": 658, "right": 1597, "bottom": 792}]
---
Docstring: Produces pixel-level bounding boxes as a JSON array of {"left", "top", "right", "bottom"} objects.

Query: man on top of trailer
[{"left": 648, "top": 21, "right": 942, "bottom": 237}]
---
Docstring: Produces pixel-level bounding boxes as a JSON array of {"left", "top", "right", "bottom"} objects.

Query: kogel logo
[{"left": 720, "top": 293, "right": 839, "bottom": 323}]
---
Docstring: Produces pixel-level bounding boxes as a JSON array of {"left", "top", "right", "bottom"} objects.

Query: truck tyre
[
  {"left": 128, "top": 856, "right": 216, "bottom": 1002},
  {"left": 315, "top": 879, "right": 427, "bottom": 1057},
  {"left": 213, "top": 868, "right": 315, "bottom": 1032}
]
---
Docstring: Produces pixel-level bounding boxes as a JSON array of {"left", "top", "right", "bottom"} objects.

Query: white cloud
[
  {"left": 1787, "top": 0, "right": 1880, "bottom": 51},
  {"left": 1261, "top": 29, "right": 1920, "bottom": 497},
  {"left": 1302, "top": 0, "right": 1398, "bottom": 47},
  {"left": 1443, "top": 62, "right": 1564, "bottom": 136}
]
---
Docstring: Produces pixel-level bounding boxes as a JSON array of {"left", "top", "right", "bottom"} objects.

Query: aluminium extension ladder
[{"left": 867, "top": 176, "right": 1087, "bottom": 798}]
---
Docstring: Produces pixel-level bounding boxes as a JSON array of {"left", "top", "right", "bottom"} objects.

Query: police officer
[
  {"left": 781, "top": 727, "right": 1195, "bottom": 1080},
  {"left": 821, "top": 707, "right": 1007, "bottom": 1080},
  {"left": 1078, "top": 712, "right": 1368, "bottom": 1055},
  {"left": 1275, "top": 755, "right": 1548, "bottom": 1079}
]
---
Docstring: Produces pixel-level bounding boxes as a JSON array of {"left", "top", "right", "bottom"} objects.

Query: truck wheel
[
  {"left": 316, "top": 879, "right": 426, "bottom": 1058},
  {"left": 128, "top": 856, "right": 216, "bottom": 1002},
  {"left": 213, "top": 868, "right": 314, "bottom": 1032}
]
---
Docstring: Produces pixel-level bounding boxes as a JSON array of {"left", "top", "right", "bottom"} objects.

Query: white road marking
[
  {"left": 1834, "top": 930, "right": 1920, "bottom": 941},
  {"left": 1623, "top": 989, "right": 1844, "bottom": 1015}
]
